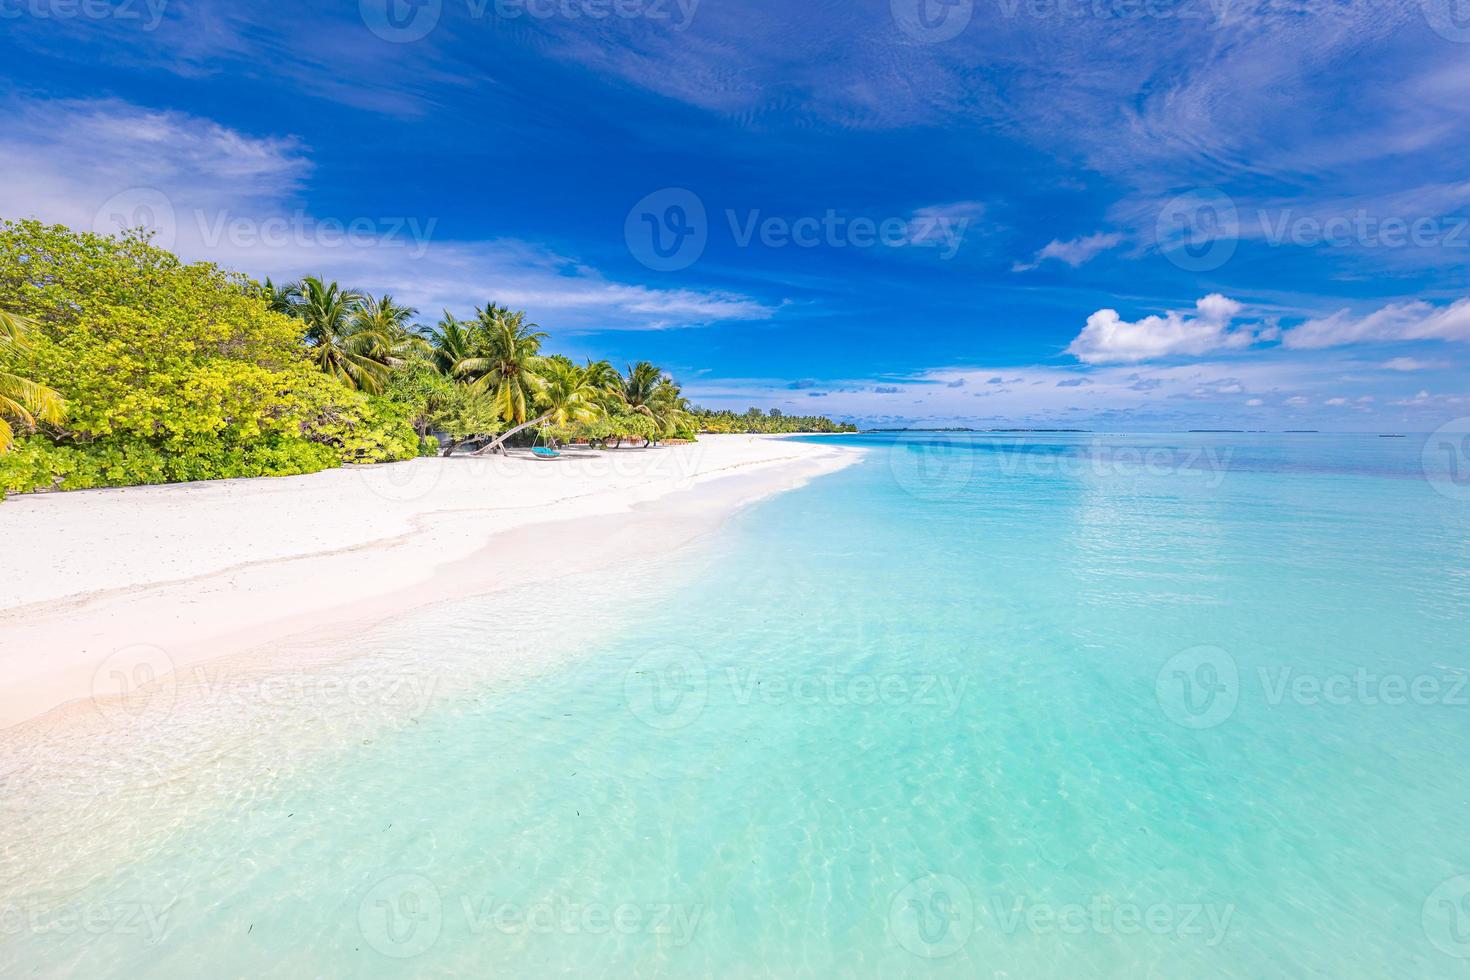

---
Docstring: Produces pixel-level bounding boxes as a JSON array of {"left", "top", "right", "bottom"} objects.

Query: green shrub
[{"left": 0, "top": 436, "right": 342, "bottom": 496}]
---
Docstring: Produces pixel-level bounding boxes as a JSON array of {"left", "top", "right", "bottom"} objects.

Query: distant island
[{"left": 866, "top": 427, "right": 1090, "bottom": 433}]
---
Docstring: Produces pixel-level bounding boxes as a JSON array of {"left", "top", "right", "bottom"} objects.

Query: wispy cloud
[
  {"left": 1283, "top": 298, "right": 1470, "bottom": 349},
  {"left": 0, "top": 94, "right": 774, "bottom": 331},
  {"left": 1013, "top": 231, "right": 1122, "bottom": 272}
]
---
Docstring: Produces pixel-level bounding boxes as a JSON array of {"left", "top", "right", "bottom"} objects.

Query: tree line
[{"left": 0, "top": 221, "right": 850, "bottom": 496}]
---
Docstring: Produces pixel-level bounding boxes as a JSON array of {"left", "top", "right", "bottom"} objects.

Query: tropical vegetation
[
  {"left": 0, "top": 220, "right": 852, "bottom": 498},
  {"left": 694, "top": 407, "right": 857, "bottom": 434}
]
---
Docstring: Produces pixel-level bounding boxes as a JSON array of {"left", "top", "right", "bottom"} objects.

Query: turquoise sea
[{"left": 4, "top": 433, "right": 1470, "bottom": 977}]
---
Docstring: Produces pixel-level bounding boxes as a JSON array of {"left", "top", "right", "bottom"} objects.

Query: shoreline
[{"left": 0, "top": 435, "right": 865, "bottom": 731}]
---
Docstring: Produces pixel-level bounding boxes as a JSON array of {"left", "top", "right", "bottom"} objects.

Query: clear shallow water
[{"left": 4, "top": 432, "right": 1470, "bottom": 977}]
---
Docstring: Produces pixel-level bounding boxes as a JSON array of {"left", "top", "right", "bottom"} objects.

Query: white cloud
[
  {"left": 0, "top": 96, "right": 307, "bottom": 233},
  {"left": 1380, "top": 356, "right": 1442, "bottom": 371},
  {"left": 1286, "top": 395, "right": 1309, "bottom": 406},
  {"left": 1325, "top": 397, "right": 1348, "bottom": 406},
  {"left": 0, "top": 94, "right": 773, "bottom": 331},
  {"left": 1066, "top": 294, "right": 1258, "bottom": 364},
  {"left": 1246, "top": 398, "right": 1264, "bottom": 406},
  {"left": 1283, "top": 298, "right": 1470, "bottom": 349},
  {"left": 1013, "top": 231, "right": 1123, "bottom": 272}
]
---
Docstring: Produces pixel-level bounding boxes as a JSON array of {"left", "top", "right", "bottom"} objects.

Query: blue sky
[{"left": 3, "top": 0, "right": 1469, "bottom": 429}]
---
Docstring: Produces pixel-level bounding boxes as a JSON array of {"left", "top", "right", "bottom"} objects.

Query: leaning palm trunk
[{"left": 471, "top": 413, "right": 551, "bottom": 456}]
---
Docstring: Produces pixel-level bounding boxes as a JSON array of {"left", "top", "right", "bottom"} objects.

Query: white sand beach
[{"left": 0, "top": 435, "right": 863, "bottom": 730}]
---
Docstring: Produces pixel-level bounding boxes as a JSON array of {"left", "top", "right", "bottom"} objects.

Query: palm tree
[
  {"left": 612, "top": 361, "right": 690, "bottom": 446},
  {"left": 260, "top": 277, "right": 299, "bottom": 315},
  {"left": 0, "top": 310, "right": 66, "bottom": 453},
  {"left": 353, "top": 294, "right": 427, "bottom": 365},
  {"left": 462, "top": 307, "right": 550, "bottom": 454},
  {"left": 536, "top": 359, "right": 599, "bottom": 440},
  {"left": 425, "top": 312, "right": 478, "bottom": 377},
  {"left": 619, "top": 361, "right": 664, "bottom": 415},
  {"left": 288, "top": 277, "right": 392, "bottom": 393}
]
